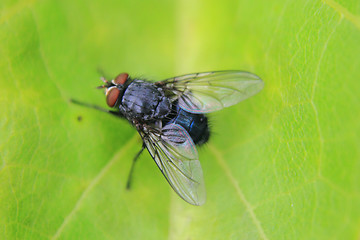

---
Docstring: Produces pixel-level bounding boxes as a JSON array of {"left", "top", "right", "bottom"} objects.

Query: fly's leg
[
  {"left": 70, "top": 99, "right": 124, "bottom": 118},
  {"left": 126, "top": 144, "right": 146, "bottom": 190}
]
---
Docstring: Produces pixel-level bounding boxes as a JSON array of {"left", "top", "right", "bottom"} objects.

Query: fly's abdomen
[
  {"left": 169, "top": 108, "right": 210, "bottom": 145},
  {"left": 120, "top": 80, "right": 171, "bottom": 121}
]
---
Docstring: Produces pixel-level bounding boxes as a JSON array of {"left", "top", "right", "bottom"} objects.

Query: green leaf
[{"left": 1, "top": 0, "right": 360, "bottom": 239}]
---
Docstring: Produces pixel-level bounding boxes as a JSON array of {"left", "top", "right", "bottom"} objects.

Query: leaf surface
[{"left": 1, "top": 0, "right": 359, "bottom": 239}]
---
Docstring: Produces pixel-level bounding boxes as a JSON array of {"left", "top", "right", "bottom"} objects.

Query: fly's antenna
[{"left": 97, "top": 76, "right": 113, "bottom": 89}]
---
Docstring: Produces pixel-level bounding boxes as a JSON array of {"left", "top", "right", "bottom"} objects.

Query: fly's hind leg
[{"left": 126, "top": 144, "right": 146, "bottom": 190}]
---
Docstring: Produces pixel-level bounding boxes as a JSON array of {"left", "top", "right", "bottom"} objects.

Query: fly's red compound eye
[
  {"left": 106, "top": 87, "right": 120, "bottom": 107},
  {"left": 114, "top": 73, "right": 129, "bottom": 85}
]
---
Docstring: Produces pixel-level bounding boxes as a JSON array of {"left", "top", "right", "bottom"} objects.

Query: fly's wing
[
  {"left": 139, "top": 123, "right": 206, "bottom": 205},
  {"left": 159, "top": 70, "right": 264, "bottom": 113}
]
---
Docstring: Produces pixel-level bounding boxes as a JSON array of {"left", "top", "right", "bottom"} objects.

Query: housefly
[{"left": 72, "top": 70, "right": 264, "bottom": 205}]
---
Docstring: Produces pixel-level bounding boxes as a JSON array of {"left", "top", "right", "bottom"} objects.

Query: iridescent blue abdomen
[{"left": 168, "top": 107, "right": 210, "bottom": 145}]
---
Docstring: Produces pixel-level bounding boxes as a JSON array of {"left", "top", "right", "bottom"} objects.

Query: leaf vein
[
  {"left": 322, "top": 0, "right": 360, "bottom": 30},
  {"left": 311, "top": 17, "right": 342, "bottom": 176},
  {"left": 30, "top": 10, "right": 68, "bottom": 102},
  {"left": 51, "top": 134, "right": 138, "bottom": 240},
  {"left": 209, "top": 144, "right": 269, "bottom": 240}
]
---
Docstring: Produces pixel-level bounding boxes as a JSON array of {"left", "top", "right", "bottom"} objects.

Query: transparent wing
[
  {"left": 160, "top": 70, "right": 264, "bottom": 113},
  {"left": 139, "top": 123, "right": 206, "bottom": 205}
]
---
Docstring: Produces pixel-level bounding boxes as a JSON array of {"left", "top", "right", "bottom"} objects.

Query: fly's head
[{"left": 97, "top": 73, "right": 129, "bottom": 108}]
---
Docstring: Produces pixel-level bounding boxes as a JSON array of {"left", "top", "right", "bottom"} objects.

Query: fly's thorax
[{"left": 119, "top": 79, "right": 172, "bottom": 121}]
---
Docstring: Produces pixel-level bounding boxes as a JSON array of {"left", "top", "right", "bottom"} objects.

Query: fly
[{"left": 72, "top": 70, "right": 264, "bottom": 205}]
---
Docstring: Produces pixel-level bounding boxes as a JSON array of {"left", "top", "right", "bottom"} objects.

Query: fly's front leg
[
  {"left": 70, "top": 99, "right": 124, "bottom": 119},
  {"left": 125, "top": 120, "right": 147, "bottom": 190},
  {"left": 126, "top": 143, "right": 146, "bottom": 190}
]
